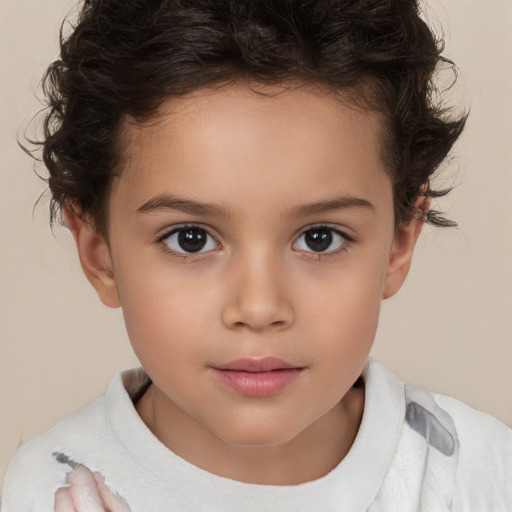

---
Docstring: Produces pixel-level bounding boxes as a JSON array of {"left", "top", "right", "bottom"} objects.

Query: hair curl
[{"left": 35, "top": 0, "right": 466, "bottom": 235}]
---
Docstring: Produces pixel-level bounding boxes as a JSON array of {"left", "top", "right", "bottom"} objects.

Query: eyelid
[
  {"left": 156, "top": 223, "right": 220, "bottom": 242},
  {"left": 292, "top": 223, "right": 353, "bottom": 255},
  {"left": 156, "top": 223, "right": 221, "bottom": 257},
  {"left": 294, "top": 223, "right": 353, "bottom": 242}
]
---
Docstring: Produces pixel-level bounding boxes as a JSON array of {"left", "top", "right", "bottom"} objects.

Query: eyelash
[
  {"left": 156, "top": 223, "right": 353, "bottom": 261},
  {"left": 294, "top": 224, "right": 353, "bottom": 261},
  {"left": 156, "top": 224, "right": 220, "bottom": 260}
]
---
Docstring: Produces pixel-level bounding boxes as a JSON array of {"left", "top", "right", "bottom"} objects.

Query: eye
[
  {"left": 162, "top": 226, "right": 218, "bottom": 254},
  {"left": 294, "top": 226, "right": 348, "bottom": 253}
]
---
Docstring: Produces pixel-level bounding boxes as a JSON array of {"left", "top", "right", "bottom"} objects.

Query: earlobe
[
  {"left": 64, "top": 205, "right": 121, "bottom": 308},
  {"left": 382, "top": 196, "right": 430, "bottom": 299}
]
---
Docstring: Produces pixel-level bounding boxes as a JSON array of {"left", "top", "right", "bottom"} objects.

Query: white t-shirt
[{"left": 2, "top": 360, "right": 511, "bottom": 511}]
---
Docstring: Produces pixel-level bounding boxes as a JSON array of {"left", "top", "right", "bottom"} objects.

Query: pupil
[
  {"left": 178, "top": 228, "right": 207, "bottom": 253},
  {"left": 305, "top": 229, "right": 332, "bottom": 252}
]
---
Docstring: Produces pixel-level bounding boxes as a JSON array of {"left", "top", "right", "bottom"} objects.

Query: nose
[{"left": 221, "top": 252, "right": 294, "bottom": 333}]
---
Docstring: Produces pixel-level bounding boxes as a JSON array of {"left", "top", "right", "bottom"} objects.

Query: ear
[
  {"left": 64, "top": 205, "right": 121, "bottom": 308},
  {"left": 382, "top": 196, "right": 430, "bottom": 299}
]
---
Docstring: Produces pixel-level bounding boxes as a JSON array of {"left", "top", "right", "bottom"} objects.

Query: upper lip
[{"left": 213, "top": 357, "right": 301, "bottom": 373}]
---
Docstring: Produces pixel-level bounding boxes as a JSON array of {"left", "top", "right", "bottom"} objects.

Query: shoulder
[
  {"left": 433, "top": 392, "right": 512, "bottom": 467},
  {"left": 368, "top": 361, "right": 512, "bottom": 510},
  {"left": 1, "top": 397, "right": 108, "bottom": 511},
  {"left": 1, "top": 369, "right": 150, "bottom": 512},
  {"left": 433, "top": 393, "right": 512, "bottom": 510}
]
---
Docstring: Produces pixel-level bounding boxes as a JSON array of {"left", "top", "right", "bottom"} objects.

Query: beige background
[{"left": 1, "top": 0, "right": 511, "bottom": 486}]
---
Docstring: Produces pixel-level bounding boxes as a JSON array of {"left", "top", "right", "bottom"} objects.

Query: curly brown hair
[{"left": 36, "top": 0, "right": 466, "bottom": 235}]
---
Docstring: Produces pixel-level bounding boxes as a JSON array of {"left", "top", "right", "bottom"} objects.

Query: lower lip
[{"left": 211, "top": 368, "right": 303, "bottom": 396}]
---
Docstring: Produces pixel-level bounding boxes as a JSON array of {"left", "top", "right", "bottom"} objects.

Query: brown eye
[
  {"left": 304, "top": 228, "right": 332, "bottom": 252},
  {"left": 294, "top": 226, "right": 348, "bottom": 253},
  {"left": 163, "top": 226, "right": 218, "bottom": 254}
]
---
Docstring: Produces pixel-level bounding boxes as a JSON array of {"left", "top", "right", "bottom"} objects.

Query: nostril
[
  {"left": 221, "top": 285, "right": 294, "bottom": 332},
  {"left": 230, "top": 318, "right": 288, "bottom": 332}
]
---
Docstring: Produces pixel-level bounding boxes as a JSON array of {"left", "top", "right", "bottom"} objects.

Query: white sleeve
[
  {"left": 433, "top": 394, "right": 512, "bottom": 511},
  {"left": 1, "top": 439, "right": 68, "bottom": 512}
]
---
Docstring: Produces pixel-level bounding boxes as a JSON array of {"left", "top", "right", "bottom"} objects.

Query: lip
[
  {"left": 214, "top": 357, "right": 298, "bottom": 372},
  {"left": 211, "top": 357, "right": 304, "bottom": 396}
]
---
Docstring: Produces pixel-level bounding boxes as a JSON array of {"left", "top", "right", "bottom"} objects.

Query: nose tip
[
  {"left": 221, "top": 264, "right": 294, "bottom": 333},
  {"left": 228, "top": 308, "right": 291, "bottom": 333}
]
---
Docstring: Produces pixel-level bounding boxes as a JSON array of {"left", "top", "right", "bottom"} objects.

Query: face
[{"left": 70, "top": 83, "right": 421, "bottom": 454}]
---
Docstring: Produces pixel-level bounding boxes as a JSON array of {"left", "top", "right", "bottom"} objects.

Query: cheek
[
  {"left": 307, "top": 283, "right": 381, "bottom": 360},
  {"left": 115, "top": 261, "right": 220, "bottom": 367},
  {"left": 299, "top": 253, "right": 389, "bottom": 355}
]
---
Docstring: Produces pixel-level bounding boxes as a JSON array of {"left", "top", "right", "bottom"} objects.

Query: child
[{"left": 2, "top": 0, "right": 511, "bottom": 510}]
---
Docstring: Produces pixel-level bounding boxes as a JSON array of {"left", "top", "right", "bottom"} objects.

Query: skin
[
  {"left": 54, "top": 464, "right": 131, "bottom": 512},
  {"left": 65, "top": 83, "right": 426, "bottom": 487}
]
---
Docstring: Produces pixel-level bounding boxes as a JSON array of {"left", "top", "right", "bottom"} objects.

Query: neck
[{"left": 136, "top": 383, "right": 365, "bottom": 485}]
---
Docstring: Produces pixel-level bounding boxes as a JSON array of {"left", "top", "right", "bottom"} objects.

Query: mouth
[{"left": 210, "top": 357, "right": 305, "bottom": 396}]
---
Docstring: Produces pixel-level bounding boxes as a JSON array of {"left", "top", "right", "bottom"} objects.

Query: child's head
[
  {"left": 33, "top": 0, "right": 466, "bottom": 467},
  {"left": 40, "top": 0, "right": 465, "bottom": 237}
]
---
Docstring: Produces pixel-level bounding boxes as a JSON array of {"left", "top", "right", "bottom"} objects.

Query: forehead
[{"left": 113, "top": 83, "right": 391, "bottom": 215}]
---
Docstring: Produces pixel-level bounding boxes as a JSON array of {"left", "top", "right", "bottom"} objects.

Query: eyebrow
[
  {"left": 136, "top": 194, "right": 374, "bottom": 218},
  {"left": 136, "top": 194, "right": 233, "bottom": 217},
  {"left": 287, "top": 196, "right": 375, "bottom": 217}
]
